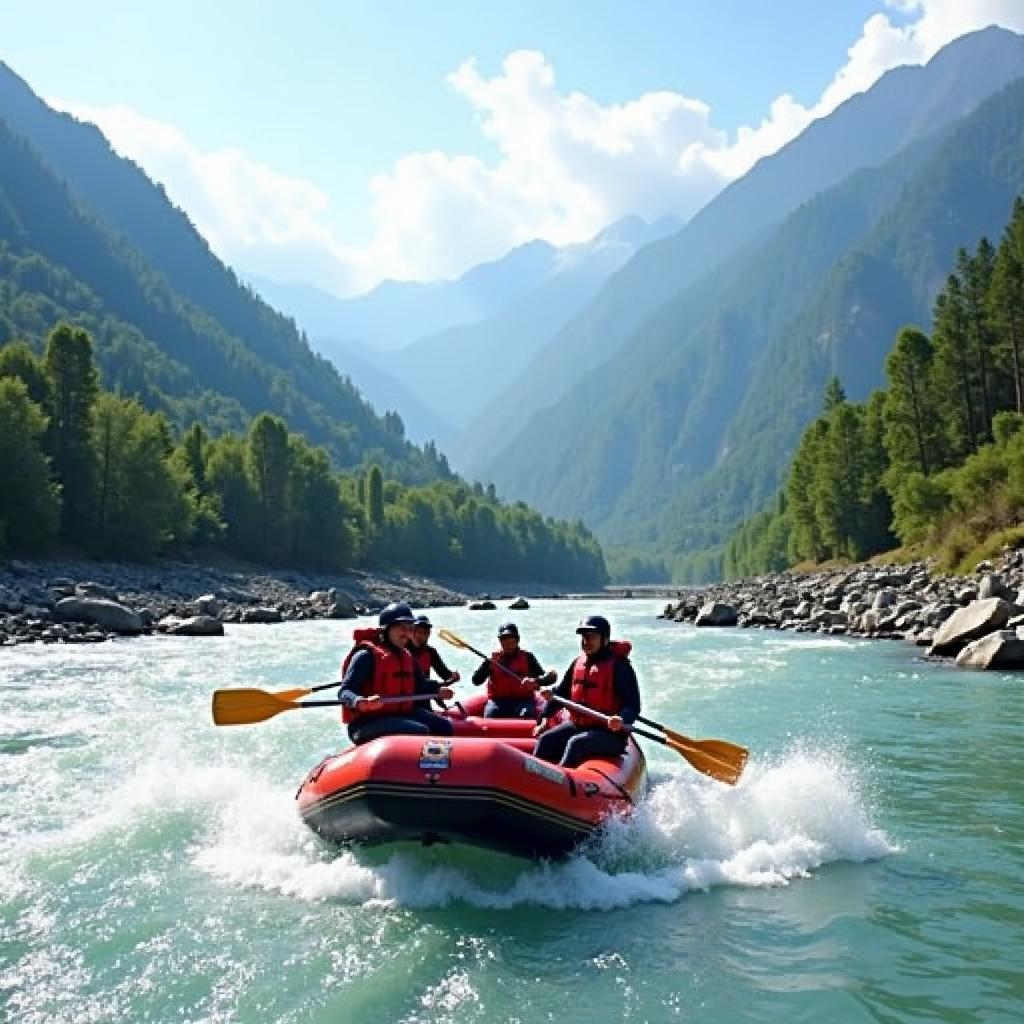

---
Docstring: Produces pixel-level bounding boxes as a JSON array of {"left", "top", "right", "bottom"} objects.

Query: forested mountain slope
[
  {"left": 0, "top": 72, "right": 448, "bottom": 481},
  {"left": 487, "top": 74, "right": 1024, "bottom": 576},
  {"left": 458, "top": 26, "right": 1024, "bottom": 479}
]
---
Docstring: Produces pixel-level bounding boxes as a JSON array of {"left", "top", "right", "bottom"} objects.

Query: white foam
[{"left": 193, "top": 744, "right": 896, "bottom": 911}]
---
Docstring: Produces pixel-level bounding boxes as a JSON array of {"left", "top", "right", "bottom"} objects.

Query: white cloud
[{"left": 52, "top": 1, "right": 1024, "bottom": 294}]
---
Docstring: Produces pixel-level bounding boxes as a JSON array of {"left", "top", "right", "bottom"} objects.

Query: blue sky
[{"left": 1, "top": 1, "right": 1021, "bottom": 293}]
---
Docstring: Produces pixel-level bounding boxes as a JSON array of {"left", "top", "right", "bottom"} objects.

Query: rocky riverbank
[
  {"left": 0, "top": 557, "right": 555, "bottom": 647},
  {"left": 661, "top": 549, "right": 1024, "bottom": 671}
]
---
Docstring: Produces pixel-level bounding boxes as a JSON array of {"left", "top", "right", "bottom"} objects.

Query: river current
[{"left": 2, "top": 598, "right": 1022, "bottom": 1022}]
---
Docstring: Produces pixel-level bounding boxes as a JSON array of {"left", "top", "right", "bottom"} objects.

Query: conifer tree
[
  {"left": 43, "top": 324, "right": 99, "bottom": 542},
  {"left": 0, "top": 378, "right": 60, "bottom": 552}
]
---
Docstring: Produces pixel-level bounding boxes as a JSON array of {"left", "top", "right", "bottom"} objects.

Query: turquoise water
[{"left": 2, "top": 599, "right": 1022, "bottom": 1023}]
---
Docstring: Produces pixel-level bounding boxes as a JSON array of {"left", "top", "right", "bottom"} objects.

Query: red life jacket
[
  {"left": 340, "top": 627, "right": 416, "bottom": 723},
  {"left": 568, "top": 640, "right": 633, "bottom": 726},
  {"left": 487, "top": 648, "right": 534, "bottom": 700},
  {"left": 409, "top": 643, "right": 432, "bottom": 678}
]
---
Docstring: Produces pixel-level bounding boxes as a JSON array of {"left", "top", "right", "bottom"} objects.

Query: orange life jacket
[
  {"left": 568, "top": 640, "right": 633, "bottom": 726},
  {"left": 487, "top": 648, "right": 534, "bottom": 700},
  {"left": 410, "top": 643, "right": 432, "bottom": 678},
  {"left": 340, "top": 627, "right": 416, "bottom": 723}
]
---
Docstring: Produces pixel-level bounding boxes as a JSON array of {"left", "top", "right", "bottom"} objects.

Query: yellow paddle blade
[
  {"left": 437, "top": 628, "right": 470, "bottom": 650},
  {"left": 665, "top": 735, "right": 747, "bottom": 786},
  {"left": 212, "top": 688, "right": 295, "bottom": 726},
  {"left": 659, "top": 726, "right": 748, "bottom": 767},
  {"left": 273, "top": 686, "right": 313, "bottom": 702}
]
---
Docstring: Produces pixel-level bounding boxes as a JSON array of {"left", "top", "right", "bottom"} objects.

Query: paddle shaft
[
  {"left": 451, "top": 637, "right": 542, "bottom": 688},
  {"left": 549, "top": 695, "right": 666, "bottom": 746}
]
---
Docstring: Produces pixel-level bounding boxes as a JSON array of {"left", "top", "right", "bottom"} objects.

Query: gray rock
[
  {"left": 75, "top": 581, "right": 119, "bottom": 601},
  {"left": 955, "top": 630, "right": 1024, "bottom": 670},
  {"left": 978, "top": 573, "right": 1003, "bottom": 600},
  {"left": 327, "top": 592, "right": 357, "bottom": 618},
  {"left": 240, "top": 606, "right": 283, "bottom": 624},
  {"left": 695, "top": 601, "right": 738, "bottom": 627},
  {"left": 192, "top": 594, "right": 221, "bottom": 618},
  {"left": 161, "top": 614, "right": 224, "bottom": 637},
  {"left": 872, "top": 589, "right": 897, "bottom": 611},
  {"left": 54, "top": 597, "right": 143, "bottom": 635},
  {"left": 929, "top": 598, "right": 1010, "bottom": 657}
]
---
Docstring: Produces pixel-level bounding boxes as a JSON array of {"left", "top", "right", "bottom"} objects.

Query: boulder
[
  {"left": 75, "top": 581, "right": 119, "bottom": 601},
  {"left": 241, "top": 606, "right": 283, "bottom": 624},
  {"left": 508, "top": 597, "right": 530, "bottom": 610},
  {"left": 160, "top": 614, "right": 224, "bottom": 637},
  {"left": 928, "top": 598, "right": 1010, "bottom": 657},
  {"left": 978, "top": 573, "right": 1003, "bottom": 600},
  {"left": 328, "top": 593, "right": 357, "bottom": 619},
  {"left": 694, "top": 601, "right": 738, "bottom": 627},
  {"left": 54, "top": 597, "right": 143, "bottom": 635},
  {"left": 192, "top": 594, "right": 221, "bottom": 618},
  {"left": 955, "top": 630, "right": 1024, "bottom": 670}
]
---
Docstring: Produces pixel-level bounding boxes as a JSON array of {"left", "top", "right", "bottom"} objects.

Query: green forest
[
  {"left": 0, "top": 323, "right": 607, "bottom": 584},
  {"left": 725, "top": 195, "right": 1024, "bottom": 579}
]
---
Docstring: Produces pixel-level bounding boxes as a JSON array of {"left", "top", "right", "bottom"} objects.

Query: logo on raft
[
  {"left": 419, "top": 740, "right": 452, "bottom": 770},
  {"left": 524, "top": 757, "right": 566, "bottom": 786}
]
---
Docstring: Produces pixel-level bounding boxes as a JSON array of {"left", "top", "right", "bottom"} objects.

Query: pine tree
[
  {"left": 0, "top": 378, "right": 60, "bottom": 552},
  {"left": 883, "top": 327, "right": 941, "bottom": 476},
  {"left": 43, "top": 323, "right": 99, "bottom": 542},
  {"left": 990, "top": 218, "right": 1024, "bottom": 413},
  {"left": 246, "top": 414, "right": 292, "bottom": 563}
]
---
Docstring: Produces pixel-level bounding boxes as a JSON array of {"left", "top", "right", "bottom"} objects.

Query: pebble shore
[
  {"left": 0, "top": 557, "right": 560, "bottom": 647},
  {"left": 662, "top": 549, "right": 1024, "bottom": 671}
]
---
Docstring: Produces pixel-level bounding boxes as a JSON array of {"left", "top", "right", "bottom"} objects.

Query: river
[{"left": 2, "top": 599, "right": 1022, "bottom": 1022}]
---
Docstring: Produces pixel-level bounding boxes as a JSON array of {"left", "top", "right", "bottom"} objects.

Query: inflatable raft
[{"left": 296, "top": 693, "right": 647, "bottom": 858}]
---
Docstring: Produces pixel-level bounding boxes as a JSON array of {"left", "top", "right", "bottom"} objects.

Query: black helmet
[
  {"left": 576, "top": 614, "right": 610, "bottom": 639},
  {"left": 412, "top": 614, "right": 432, "bottom": 629},
  {"left": 497, "top": 622, "right": 520, "bottom": 639},
  {"left": 379, "top": 602, "right": 415, "bottom": 627}
]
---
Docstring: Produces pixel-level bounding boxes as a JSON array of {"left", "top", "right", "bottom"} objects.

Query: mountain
[
  {"left": 254, "top": 237, "right": 572, "bottom": 352},
  {"left": 317, "top": 338, "right": 456, "bottom": 447},
  {"left": 395, "top": 216, "right": 680, "bottom": 427},
  {"left": 456, "top": 26, "right": 1024, "bottom": 479},
  {"left": 253, "top": 215, "right": 678, "bottom": 431},
  {"left": 0, "top": 63, "right": 448, "bottom": 481},
  {"left": 484, "top": 73, "right": 1024, "bottom": 575}
]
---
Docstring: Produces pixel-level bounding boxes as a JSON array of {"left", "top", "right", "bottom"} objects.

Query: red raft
[{"left": 296, "top": 693, "right": 647, "bottom": 858}]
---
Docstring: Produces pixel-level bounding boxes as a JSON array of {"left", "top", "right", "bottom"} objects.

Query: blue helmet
[
  {"left": 379, "top": 602, "right": 415, "bottom": 627},
  {"left": 413, "top": 614, "right": 432, "bottom": 629},
  {"left": 576, "top": 615, "right": 610, "bottom": 639},
  {"left": 497, "top": 622, "right": 520, "bottom": 639}
]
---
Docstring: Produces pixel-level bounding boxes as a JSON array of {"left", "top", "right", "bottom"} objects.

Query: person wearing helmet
[
  {"left": 407, "top": 614, "right": 461, "bottom": 685},
  {"left": 338, "top": 602, "right": 455, "bottom": 744},
  {"left": 471, "top": 622, "right": 556, "bottom": 718},
  {"left": 532, "top": 614, "right": 640, "bottom": 768}
]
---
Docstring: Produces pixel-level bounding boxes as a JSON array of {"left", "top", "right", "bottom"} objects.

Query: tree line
[
  {"left": 0, "top": 323, "right": 608, "bottom": 585},
  {"left": 726, "top": 195, "right": 1024, "bottom": 578}
]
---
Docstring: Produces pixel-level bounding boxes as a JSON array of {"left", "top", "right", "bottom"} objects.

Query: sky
[{"left": 2, "top": 1, "right": 1023, "bottom": 296}]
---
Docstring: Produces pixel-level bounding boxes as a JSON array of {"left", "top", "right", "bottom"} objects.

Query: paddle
[
  {"left": 212, "top": 688, "right": 440, "bottom": 727},
  {"left": 551, "top": 697, "right": 746, "bottom": 786},
  {"left": 437, "top": 627, "right": 550, "bottom": 688},
  {"left": 440, "top": 627, "right": 746, "bottom": 785},
  {"left": 636, "top": 714, "right": 749, "bottom": 767}
]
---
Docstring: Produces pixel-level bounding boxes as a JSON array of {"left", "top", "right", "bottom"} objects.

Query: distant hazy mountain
[
  {"left": 484, "top": 73, "right": 1024, "bottom": 570},
  {"left": 0, "top": 62, "right": 449, "bottom": 482},
  {"left": 251, "top": 238, "right": 560, "bottom": 352},
  {"left": 323, "top": 338, "right": 457, "bottom": 447},
  {"left": 253, "top": 215, "right": 679, "bottom": 429},
  {"left": 456, "top": 26, "right": 1024, "bottom": 479}
]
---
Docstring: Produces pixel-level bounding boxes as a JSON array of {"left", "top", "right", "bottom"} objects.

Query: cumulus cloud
[{"left": 52, "top": 1, "right": 1024, "bottom": 294}]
